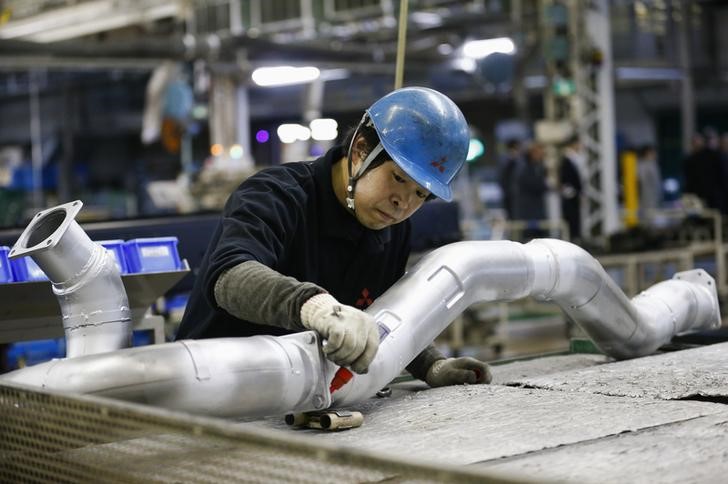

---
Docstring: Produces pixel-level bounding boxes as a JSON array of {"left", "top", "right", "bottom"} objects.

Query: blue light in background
[{"left": 256, "top": 130, "right": 270, "bottom": 143}]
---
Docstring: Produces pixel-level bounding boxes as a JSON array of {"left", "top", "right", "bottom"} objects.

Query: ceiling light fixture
[
  {"left": 252, "top": 66, "right": 321, "bottom": 87},
  {"left": 309, "top": 119, "right": 338, "bottom": 141},
  {"left": 277, "top": 124, "right": 311, "bottom": 144},
  {"left": 462, "top": 37, "right": 516, "bottom": 59}
]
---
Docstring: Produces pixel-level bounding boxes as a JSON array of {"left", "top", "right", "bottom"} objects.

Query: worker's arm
[
  {"left": 215, "top": 261, "right": 379, "bottom": 374},
  {"left": 214, "top": 260, "right": 323, "bottom": 331}
]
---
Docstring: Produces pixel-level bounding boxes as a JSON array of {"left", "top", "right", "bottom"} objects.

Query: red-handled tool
[
  {"left": 329, "top": 322, "right": 390, "bottom": 394},
  {"left": 329, "top": 367, "right": 354, "bottom": 393}
]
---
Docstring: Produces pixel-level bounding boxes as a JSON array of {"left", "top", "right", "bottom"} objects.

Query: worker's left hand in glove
[{"left": 425, "top": 357, "right": 492, "bottom": 388}]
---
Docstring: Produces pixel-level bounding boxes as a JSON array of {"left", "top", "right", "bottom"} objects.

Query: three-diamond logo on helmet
[{"left": 431, "top": 157, "right": 448, "bottom": 173}]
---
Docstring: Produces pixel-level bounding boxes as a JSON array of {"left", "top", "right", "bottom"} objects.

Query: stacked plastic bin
[
  {"left": 4, "top": 237, "right": 183, "bottom": 282},
  {"left": 9, "top": 253, "right": 48, "bottom": 282},
  {"left": 0, "top": 246, "right": 13, "bottom": 283},
  {"left": 123, "top": 237, "right": 183, "bottom": 273}
]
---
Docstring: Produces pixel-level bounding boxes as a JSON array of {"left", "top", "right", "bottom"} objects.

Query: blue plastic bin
[
  {"left": 6, "top": 339, "right": 65, "bottom": 368},
  {"left": 0, "top": 246, "right": 13, "bottom": 283},
  {"left": 10, "top": 255, "right": 48, "bottom": 282},
  {"left": 97, "top": 239, "right": 129, "bottom": 274},
  {"left": 123, "top": 237, "right": 182, "bottom": 273}
]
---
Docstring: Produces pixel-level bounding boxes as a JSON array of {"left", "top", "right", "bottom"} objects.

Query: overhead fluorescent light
[
  {"left": 319, "top": 68, "right": 350, "bottom": 81},
  {"left": 277, "top": 124, "right": 311, "bottom": 144},
  {"left": 309, "top": 119, "right": 338, "bottom": 141},
  {"left": 462, "top": 37, "right": 516, "bottom": 59},
  {"left": 411, "top": 12, "right": 443, "bottom": 28},
  {"left": 452, "top": 57, "right": 477, "bottom": 73},
  {"left": 252, "top": 66, "right": 321, "bottom": 87}
]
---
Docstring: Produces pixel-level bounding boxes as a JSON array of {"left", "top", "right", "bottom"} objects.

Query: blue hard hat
[{"left": 366, "top": 87, "right": 469, "bottom": 201}]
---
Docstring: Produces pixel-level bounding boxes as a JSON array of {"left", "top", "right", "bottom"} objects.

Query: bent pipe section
[
  {"left": 1, "top": 237, "right": 720, "bottom": 417},
  {"left": 9, "top": 200, "right": 132, "bottom": 357},
  {"left": 0, "top": 333, "right": 331, "bottom": 418},
  {"left": 331, "top": 239, "right": 721, "bottom": 406}
]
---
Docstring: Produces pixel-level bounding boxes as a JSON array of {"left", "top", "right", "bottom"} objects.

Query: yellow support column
[{"left": 621, "top": 150, "right": 639, "bottom": 227}]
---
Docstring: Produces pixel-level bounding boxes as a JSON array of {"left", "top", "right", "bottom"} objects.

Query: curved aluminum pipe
[
  {"left": 0, "top": 333, "right": 331, "bottom": 418},
  {"left": 9, "top": 200, "right": 131, "bottom": 357},
  {"left": 331, "top": 239, "right": 721, "bottom": 406},
  {"left": 2, "top": 234, "right": 720, "bottom": 417}
]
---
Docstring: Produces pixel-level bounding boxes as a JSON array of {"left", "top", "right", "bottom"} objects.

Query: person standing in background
[
  {"left": 636, "top": 144, "right": 662, "bottom": 224},
  {"left": 559, "top": 136, "right": 583, "bottom": 242},
  {"left": 719, "top": 133, "right": 728, "bottom": 214},
  {"left": 683, "top": 130, "right": 722, "bottom": 211},
  {"left": 512, "top": 142, "right": 549, "bottom": 241},
  {"left": 498, "top": 139, "right": 522, "bottom": 219}
]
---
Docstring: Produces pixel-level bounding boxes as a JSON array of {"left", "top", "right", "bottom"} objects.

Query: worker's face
[{"left": 353, "top": 159, "right": 430, "bottom": 230}]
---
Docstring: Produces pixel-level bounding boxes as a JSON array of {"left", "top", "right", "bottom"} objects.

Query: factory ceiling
[{"left": 0, "top": 0, "right": 725, "bottom": 119}]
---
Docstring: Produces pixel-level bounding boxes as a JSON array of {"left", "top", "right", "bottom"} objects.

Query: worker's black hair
[{"left": 342, "top": 123, "right": 436, "bottom": 201}]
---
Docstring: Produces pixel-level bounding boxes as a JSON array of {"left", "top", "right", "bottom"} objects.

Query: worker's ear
[{"left": 352, "top": 135, "right": 368, "bottom": 170}]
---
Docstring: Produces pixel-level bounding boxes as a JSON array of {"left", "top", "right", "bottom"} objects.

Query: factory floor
[{"left": 240, "top": 342, "right": 728, "bottom": 483}]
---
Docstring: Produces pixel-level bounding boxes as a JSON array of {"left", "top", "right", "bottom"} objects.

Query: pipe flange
[
  {"left": 9, "top": 200, "right": 83, "bottom": 259},
  {"left": 672, "top": 269, "right": 721, "bottom": 329}
]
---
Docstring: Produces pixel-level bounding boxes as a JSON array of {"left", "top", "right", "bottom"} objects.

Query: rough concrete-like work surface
[
  {"left": 477, "top": 410, "right": 728, "bottom": 484},
  {"left": 506, "top": 342, "right": 728, "bottom": 400},
  {"left": 235, "top": 347, "right": 728, "bottom": 483},
  {"left": 244, "top": 384, "right": 723, "bottom": 466},
  {"left": 491, "top": 353, "right": 610, "bottom": 384}
]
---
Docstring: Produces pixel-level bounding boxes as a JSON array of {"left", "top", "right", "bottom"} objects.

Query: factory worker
[{"left": 176, "top": 87, "right": 492, "bottom": 388}]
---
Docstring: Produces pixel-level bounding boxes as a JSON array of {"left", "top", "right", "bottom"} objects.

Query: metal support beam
[
  {"left": 541, "top": 0, "right": 618, "bottom": 240},
  {"left": 678, "top": 0, "right": 696, "bottom": 154}
]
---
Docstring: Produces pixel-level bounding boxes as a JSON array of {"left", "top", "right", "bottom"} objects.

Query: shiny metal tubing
[
  {"left": 331, "top": 239, "right": 720, "bottom": 406},
  {"left": 9, "top": 201, "right": 131, "bottom": 357},
  {"left": 0, "top": 333, "right": 331, "bottom": 418}
]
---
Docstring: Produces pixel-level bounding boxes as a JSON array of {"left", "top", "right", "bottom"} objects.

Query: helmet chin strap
[{"left": 345, "top": 116, "right": 383, "bottom": 212}]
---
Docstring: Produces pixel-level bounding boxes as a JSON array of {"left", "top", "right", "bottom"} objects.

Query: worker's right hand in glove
[
  {"left": 300, "top": 293, "right": 379, "bottom": 374},
  {"left": 425, "top": 357, "right": 492, "bottom": 388}
]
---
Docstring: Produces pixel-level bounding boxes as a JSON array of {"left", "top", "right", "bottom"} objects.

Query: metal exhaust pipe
[
  {"left": 8, "top": 200, "right": 131, "bottom": 357},
  {"left": 331, "top": 239, "right": 721, "bottom": 406},
  {"left": 0, "top": 333, "right": 330, "bottom": 418},
  {"left": 2, "top": 217, "right": 720, "bottom": 417}
]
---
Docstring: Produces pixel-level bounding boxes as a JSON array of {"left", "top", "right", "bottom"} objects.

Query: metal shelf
[{"left": 0, "top": 264, "right": 189, "bottom": 344}]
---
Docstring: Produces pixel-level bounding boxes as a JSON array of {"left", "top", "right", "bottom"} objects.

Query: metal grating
[{"left": 0, "top": 382, "right": 519, "bottom": 484}]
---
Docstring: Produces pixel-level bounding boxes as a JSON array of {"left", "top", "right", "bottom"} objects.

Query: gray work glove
[
  {"left": 425, "top": 357, "right": 492, "bottom": 388},
  {"left": 300, "top": 293, "right": 379, "bottom": 374}
]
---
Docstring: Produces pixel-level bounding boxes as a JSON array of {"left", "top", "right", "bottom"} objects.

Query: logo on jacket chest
[{"left": 355, "top": 288, "right": 374, "bottom": 309}]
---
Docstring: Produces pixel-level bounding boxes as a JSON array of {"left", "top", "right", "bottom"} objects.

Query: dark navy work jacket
[{"left": 176, "top": 146, "right": 411, "bottom": 339}]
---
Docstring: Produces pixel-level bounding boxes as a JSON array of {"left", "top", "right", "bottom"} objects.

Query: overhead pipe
[
  {"left": 0, "top": 34, "right": 398, "bottom": 64},
  {"left": 1, "top": 201, "right": 720, "bottom": 416},
  {"left": 8, "top": 200, "right": 131, "bottom": 357}
]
